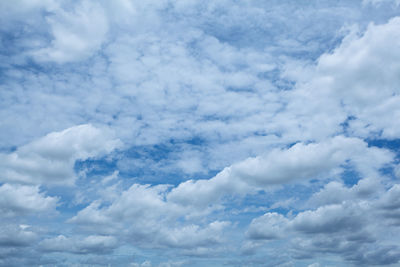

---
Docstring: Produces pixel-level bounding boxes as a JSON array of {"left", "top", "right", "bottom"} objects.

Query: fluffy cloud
[
  {"left": 0, "top": 124, "right": 121, "bottom": 185},
  {"left": 245, "top": 180, "right": 400, "bottom": 265},
  {"left": 246, "top": 212, "right": 289, "bottom": 240},
  {"left": 287, "top": 17, "right": 400, "bottom": 140},
  {"left": 167, "top": 167, "right": 250, "bottom": 207},
  {"left": 231, "top": 136, "right": 393, "bottom": 186},
  {"left": 0, "top": 183, "right": 58, "bottom": 217},
  {"left": 69, "top": 183, "right": 230, "bottom": 252},
  {"left": 168, "top": 136, "right": 393, "bottom": 208},
  {"left": 307, "top": 177, "right": 382, "bottom": 207}
]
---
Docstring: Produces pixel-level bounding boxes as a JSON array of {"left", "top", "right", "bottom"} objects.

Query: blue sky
[{"left": 1, "top": 0, "right": 400, "bottom": 266}]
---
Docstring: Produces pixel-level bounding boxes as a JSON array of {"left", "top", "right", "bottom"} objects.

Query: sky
[{"left": 1, "top": 0, "right": 400, "bottom": 266}]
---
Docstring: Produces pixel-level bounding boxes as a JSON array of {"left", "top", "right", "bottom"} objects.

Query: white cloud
[
  {"left": 247, "top": 212, "right": 289, "bottom": 240},
  {"left": 0, "top": 124, "right": 121, "bottom": 185},
  {"left": 291, "top": 17, "right": 400, "bottom": 140},
  {"left": 33, "top": 1, "right": 109, "bottom": 63},
  {"left": 307, "top": 177, "right": 383, "bottom": 207},
  {"left": 232, "top": 136, "right": 393, "bottom": 187},
  {"left": 0, "top": 183, "right": 58, "bottom": 217},
  {"left": 157, "top": 221, "right": 230, "bottom": 249},
  {"left": 69, "top": 182, "right": 231, "bottom": 251},
  {"left": 167, "top": 167, "right": 250, "bottom": 207},
  {"left": 168, "top": 136, "right": 393, "bottom": 208}
]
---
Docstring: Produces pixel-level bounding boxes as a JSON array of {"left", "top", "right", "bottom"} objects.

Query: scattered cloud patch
[{"left": 0, "top": 124, "right": 121, "bottom": 185}]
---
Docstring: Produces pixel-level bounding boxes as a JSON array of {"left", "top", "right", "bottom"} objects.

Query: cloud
[
  {"left": 376, "top": 184, "right": 400, "bottom": 226},
  {"left": 33, "top": 1, "right": 109, "bottom": 63},
  {"left": 69, "top": 183, "right": 230, "bottom": 252},
  {"left": 289, "top": 17, "right": 400, "bottom": 140},
  {"left": 291, "top": 203, "right": 362, "bottom": 234},
  {"left": 0, "top": 124, "right": 121, "bottom": 185},
  {"left": 39, "top": 235, "right": 117, "bottom": 254},
  {"left": 0, "top": 0, "right": 58, "bottom": 23},
  {"left": 246, "top": 212, "right": 289, "bottom": 240},
  {"left": 0, "top": 183, "right": 58, "bottom": 217},
  {"left": 65, "top": 132, "right": 395, "bottom": 262},
  {"left": 1, "top": 1, "right": 400, "bottom": 266},
  {"left": 230, "top": 136, "right": 389, "bottom": 186},
  {"left": 307, "top": 177, "right": 383, "bottom": 207},
  {"left": 157, "top": 221, "right": 230, "bottom": 249},
  {"left": 0, "top": 224, "right": 37, "bottom": 247},
  {"left": 167, "top": 167, "right": 250, "bottom": 207},
  {"left": 245, "top": 180, "right": 400, "bottom": 265},
  {"left": 168, "top": 136, "right": 393, "bottom": 208}
]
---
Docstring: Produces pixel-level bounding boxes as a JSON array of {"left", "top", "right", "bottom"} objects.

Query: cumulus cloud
[
  {"left": 245, "top": 181, "right": 400, "bottom": 265},
  {"left": 0, "top": 183, "right": 58, "bottom": 217},
  {"left": 231, "top": 136, "right": 393, "bottom": 186},
  {"left": 69, "top": 183, "right": 231, "bottom": 251},
  {"left": 168, "top": 136, "right": 393, "bottom": 208},
  {"left": 307, "top": 177, "right": 383, "bottom": 207},
  {"left": 246, "top": 212, "right": 289, "bottom": 240},
  {"left": 0, "top": 124, "right": 121, "bottom": 185},
  {"left": 288, "top": 17, "right": 400, "bottom": 140},
  {"left": 167, "top": 167, "right": 250, "bottom": 207}
]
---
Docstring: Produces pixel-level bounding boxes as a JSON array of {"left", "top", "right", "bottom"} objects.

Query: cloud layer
[{"left": 1, "top": 1, "right": 400, "bottom": 266}]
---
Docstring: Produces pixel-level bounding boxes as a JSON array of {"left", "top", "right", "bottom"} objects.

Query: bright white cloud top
[{"left": 1, "top": 1, "right": 400, "bottom": 266}]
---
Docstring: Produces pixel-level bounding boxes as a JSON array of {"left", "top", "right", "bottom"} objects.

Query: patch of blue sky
[
  {"left": 368, "top": 138, "right": 400, "bottom": 153},
  {"left": 223, "top": 184, "right": 318, "bottom": 228},
  {"left": 74, "top": 155, "right": 118, "bottom": 178},
  {"left": 116, "top": 140, "right": 213, "bottom": 185},
  {"left": 41, "top": 187, "right": 88, "bottom": 221},
  {"left": 0, "top": 145, "right": 17, "bottom": 153},
  {"left": 339, "top": 115, "right": 357, "bottom": 135},
  {"left": 340, "top": 164, "right": 362, "bottom": 186},
  {"left": 259, "top": 69, "right": 296, "bottom": 91},
  {"left": 367, "top": 138, "right": 400, "bottom": 178},
  {"left": 362, "top": 2, "right": 400, "bottom": 23}
]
